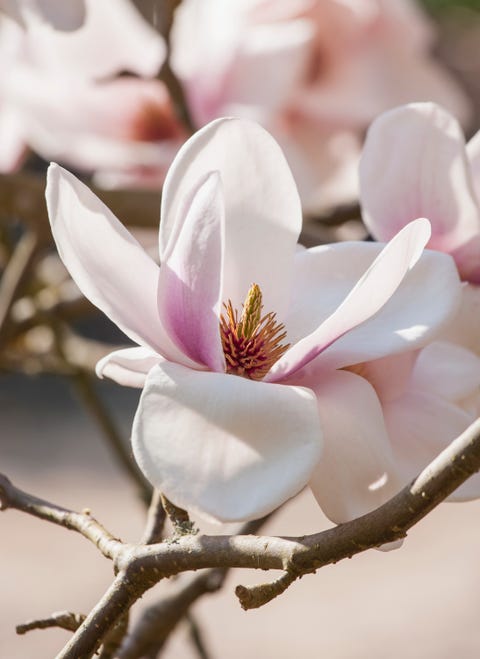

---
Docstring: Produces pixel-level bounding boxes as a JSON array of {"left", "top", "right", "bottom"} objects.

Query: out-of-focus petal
[
  {"left": 0, "top": 107, "right": 26, "bottom": 172},
  {"left": 25, "top": 0, "right": 165, "bottom": 79},
  {"left": 384, "top": 391, "right": 480, "bottom": 500},
  {"left": 96, "top": 346, "right": 163, "bottom": 388},
  {"left": 269, "top": 219, "right": 432, "bottom": 381},
  {"left": 160, "top": 117, "right": 302, "bottom": 318},
  {"left": 222, "top": 20, "right": 314, "bottom": 114},
  {"left": 308, "top": 370, "right": 401, "bottom": 524},
  {"left": 158, "top": 172, "right": 225, "bottom": 372},
  {"left": 410, "top": 340, "right": 480, "bottom": 402},
  {"left": 45, "top": 164, "right": 198, "bottom": 367},
  {"left": 132, "top": 360, "right": 322, "bottom": 522},
  {"left": 1, "top": 0, "right": 86, "bottom": 30},
  {"left": 360, "top": 103, "right": 480, "bottom": 257}
]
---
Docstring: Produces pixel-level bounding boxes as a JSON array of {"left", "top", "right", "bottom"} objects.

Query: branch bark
[{"left": 4, "top": 416, "right": 480, "bottom": 656}]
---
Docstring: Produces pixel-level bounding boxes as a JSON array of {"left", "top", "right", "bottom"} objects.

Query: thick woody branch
[{"left": 4, "top": 417, "right": 480, "bottom": 657}]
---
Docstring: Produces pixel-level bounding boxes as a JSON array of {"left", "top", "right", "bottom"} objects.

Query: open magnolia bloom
[
  {"left": 47, "top": 118, "right": 463, "bottom": 524},
  {"left": 170, "top": 0, "right": 471, "bottom": 213},
  {"left": 0, "top": 1, "right": 175, "bottom": 178},
  {"left": 360, "top": 102, "right": 480, "bottom": 358}
]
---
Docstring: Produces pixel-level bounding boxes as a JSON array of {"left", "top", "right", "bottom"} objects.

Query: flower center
[{"left": 219, "top": 283, "right": 289, "bottom": 380}]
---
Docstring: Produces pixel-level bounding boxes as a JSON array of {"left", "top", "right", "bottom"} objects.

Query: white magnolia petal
[
  {"left": 269, "top": 219, "right": 432, "bottom": 380},
  {"left": 158, "top": 172, "right": 225, "bottom": 372},
  {"left": 132, "top": 361, "right": 322, "bottom": 522},
  {"left": 160, "top": 118, "right": 302, "bottom": 317},
  {"left": 25, "top": 0, "right": 165, "bottom": 79},
  {"left": 46, "top": 164, "right": 197, "bottom": 367},
  {"left": 309, "top": 370, "right": 402, "bottom": 524},
  {"left": 467, "top": 129, "right": 480, "bottom": 202},
  {"left": 410, "top": 341, "right": 480, "bottom": 402},
  {"left": 278, "top": 240, "right": 460, "bottom": 376},
  {"left": 360, "top": 103, "right": 480, "bottom": 255},
  {"left": 96, "top": 346, "right": 163, "bottom": 388},
  {"left": 384, "top": 391, "right": 480, "bottom": 500}
]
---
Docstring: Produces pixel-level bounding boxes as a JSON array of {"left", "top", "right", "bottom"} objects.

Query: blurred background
[{"left": 2, "top": 1, "right": 480, "bottom": 657}]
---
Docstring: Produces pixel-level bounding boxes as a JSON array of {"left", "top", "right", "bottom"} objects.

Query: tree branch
[
  {"left": 16, "top": 611, "right": 85, "bottom": 635},
  {"left": 0, "top": 230, "right": 39, "bottom": 345},
  {"left": 141, "top": 489, "right": 166, "bottom": 545},
  {"left": 4, "top": 416, "right": 480, "bottom": 657},
  {"left": 0, "top": 473, "right": 122, "bottom": 560}
]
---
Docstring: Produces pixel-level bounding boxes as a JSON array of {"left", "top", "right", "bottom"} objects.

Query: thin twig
[
  {"left": 0, "top": 230, "right": 39, "bottom": 345},
  {"left": 141, "top": 489, "right": 167, "bottom": 545},
  {"left": 0, "top": 473, "right": 121, "bottom": 559},
  {"left": 185, "top": 612, "right": 211, "bottom": 659},
  {"left": 16, "top": 611, "right": 85, "bottom": 635},
  {"left": 71, "top": 370, "right": 152, "bottom": 506}
]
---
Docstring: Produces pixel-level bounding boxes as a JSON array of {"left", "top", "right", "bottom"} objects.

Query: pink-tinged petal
[
  {"left": 360, "top": 103, "right": 480, "bottom": 256},
  {"left": 45, "top": 164, "right": 198, "bottom": 367},
  {"left": 277, "top": 239, "right": 460, "bottom": 377},
  {"left": 441, "top": 283, "right": 480, "bottom": 355},
  {"left": 347, "top": 351, "right": 419, "bottom": 404},
  {"left": 384, "top": 391, "right": 480, "bottom": 500},
  {"left": 132, "top": 361, "right": 322, "bottom": 522},
  {"left": 96, "top": 347, "right": 163, "bottom": 388},
  {"left": 308, "top": 370, "right": 402, "bottom": 524},
  {"left": 0, "top": 108, "right": 26, "bottom": 172},
  {"left": 410, "top": 340, "right": 480, "bottom": 402},
  {"left": 160, "top": 118, "right": 302, "bottom": 317},
  {"left": 269, "top": 219, "right": 434, "bottom": 381},
  {"left": 158, "top": 172, "right": 225, "bottom": 372},
  {"left": 9, "top": 74, "right": 182, "bottom": 174},
  {"left": 25, "top": 0, "right": 165, "bottom": 79}
]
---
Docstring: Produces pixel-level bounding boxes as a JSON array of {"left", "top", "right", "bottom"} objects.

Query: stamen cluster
[{"left": 219, "top": 283, "right": 289, "bottom": 380}]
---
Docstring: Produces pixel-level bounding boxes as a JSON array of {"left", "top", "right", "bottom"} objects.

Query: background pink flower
[
  {"left": 171, "top": 0, "right": 471, "bottom": 212},
  {"left": 0, "top": 0, "right": 183, "bottom": 183}
]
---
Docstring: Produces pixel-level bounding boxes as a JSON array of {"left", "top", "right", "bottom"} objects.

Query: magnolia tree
[{"left": 2, "top": 1, "right": 480, "bottom": 657}]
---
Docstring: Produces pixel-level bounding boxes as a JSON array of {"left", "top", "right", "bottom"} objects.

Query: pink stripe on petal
[{"left": 158, "top": 171, "right": 225, "bottom": 372}]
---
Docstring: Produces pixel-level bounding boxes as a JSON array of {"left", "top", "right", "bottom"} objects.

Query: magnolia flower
[
  {"left": 360, "top": 102, "right": 480, "bottom": 358},
  {"left": 0, "top": 1, "right": 178, "bottom": 181},
  {"left": 170, "top": 0, "right": 470, "bottom": 212},
  {"left": 46, "top": 118, "right": 461, "bottom": 523}
]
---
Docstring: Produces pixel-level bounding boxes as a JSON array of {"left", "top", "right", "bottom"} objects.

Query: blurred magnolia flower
[
  {"left": 0, "top": 1, "right": 182, "bottom": 183},
  {"left": 46, "top": 117, "right": 462, "bottom": 524},
  {"left": 360, "top": 102, "right": 480, "bottom": 362},
  {"left": 170, "top": 0, "right": 471, "bottom": 213}
]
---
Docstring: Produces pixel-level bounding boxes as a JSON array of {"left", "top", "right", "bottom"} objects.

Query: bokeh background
[{"left": 2, "top": 1, "right": 480, "bottom": 657}]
